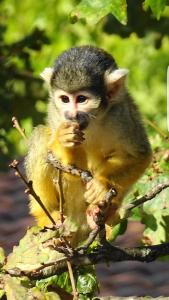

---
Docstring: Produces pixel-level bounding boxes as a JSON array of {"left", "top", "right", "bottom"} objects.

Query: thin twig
[
  {"left": 55, "top": 166, "right": 77, "bottom": 293},
  {"left": 144, "top": 118, "right": 168, "bottom": 140},
  {"left": 47, "top": 151, "right": 93, "bottom": 183},
  {"left": 9, "top": 160, "right": 56, "bottom": 225},
  {"left": 123, "top": 181, "right": 169, "bottom": 212},
  {"left": 12, "top": 116, "right": 28, "bottom": 143},
  {"left": 67, "top": 261, "right": 78, "bottom": 300}
]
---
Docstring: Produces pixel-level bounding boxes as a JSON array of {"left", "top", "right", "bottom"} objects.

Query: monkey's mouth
[
  {"left": 77, "top": 113, "right": 90, "bottom": 130},
  {"left": 64, "top": 111, "right": 89, "bottom": 130},
  {"left": 79, "top": 121, "right": 88, "bottom": 130}
]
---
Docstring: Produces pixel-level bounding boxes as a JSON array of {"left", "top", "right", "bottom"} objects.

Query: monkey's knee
[{"left": 31, "top": 209, "right": 61, "bottom": 227}]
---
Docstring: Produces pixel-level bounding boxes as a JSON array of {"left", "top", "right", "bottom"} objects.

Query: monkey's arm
[
  {"left": 85, "top": 99, "right": 152, "bottom": 210},
  {"left": 25, "top": 125, "right": 60, "bottom": 226}
]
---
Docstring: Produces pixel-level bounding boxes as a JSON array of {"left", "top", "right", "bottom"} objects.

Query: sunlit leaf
[
  {"left": 76, "top": 266, "right": 98, "bottom": 297},
  {"left": 4, "top": 226, "right": 65, "bottom": 276},
  {"left": 143, "top": 0, "right": 168, "bottom": 19},
  {"left": 0, "top": 248, "right": 5, "bottom": 268},
  {"left": 109, "top": 219, "right": 128, "bottom": 241},
  {"left": 71, "top": 0, "right": 127, "bottom": 25},
  {"left": 4, "top": 275, "right": 61, "bottom": 300}
]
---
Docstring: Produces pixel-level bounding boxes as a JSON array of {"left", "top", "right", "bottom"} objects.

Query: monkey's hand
[
  {"left": 85, "top": 177, "right": 119, "bottom": 231},
  {"left": 57, "top": 122, "right": 85, "bottom": 148},
  {"left": 84, "top": 177, "right": 112, "bottom": 206},
  {"left": 85, "top": 177, "right": 112, "bottom": 230}
]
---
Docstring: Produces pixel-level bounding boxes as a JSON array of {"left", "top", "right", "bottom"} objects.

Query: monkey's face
[{"left": 53, "top": 89, "right": 102, "bottom": 130}]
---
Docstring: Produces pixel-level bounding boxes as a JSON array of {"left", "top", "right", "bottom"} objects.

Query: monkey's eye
[
  {"left": 76, "top": 95, "right": 88, "bottom": 103},
  {"left": 60, "top": 95, "right": 70, "bottom": 103}
]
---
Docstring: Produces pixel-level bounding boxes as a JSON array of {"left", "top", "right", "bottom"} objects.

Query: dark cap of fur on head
[{"left": 51, "top": 45, "right": 118, "bottom": 95}]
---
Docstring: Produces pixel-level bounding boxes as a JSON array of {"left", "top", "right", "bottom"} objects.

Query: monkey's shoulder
[
  {"left": 28, "top": 125, "right": 51, "bottom": 147},
  {"left": 26, "top": 125, "right": 52, "bottom": 164}
]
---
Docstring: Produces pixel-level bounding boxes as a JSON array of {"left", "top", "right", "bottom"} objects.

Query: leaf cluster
[{"left": 0, "top": 226, "right": 98, "bottom": 299}]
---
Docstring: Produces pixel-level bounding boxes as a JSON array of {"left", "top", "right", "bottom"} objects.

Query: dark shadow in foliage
[
  {"left": 142, "top": 213, "right": 158, "bottom": 231},
  {"left": 103, "top": 0, "right": 169, "bottom": 47},
  {"left": 0, "top": 24, "right": 50, "bottom": 169},
  {"left": 163, "top": 216, "right": 169, "bottom": 242}
]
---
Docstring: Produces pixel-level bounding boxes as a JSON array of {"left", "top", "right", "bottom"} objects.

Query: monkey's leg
[
  {"left": 25, "top": 126, "right": 61, "bottom": 226},
  {"left": 28, "top": 165, "right": 61, "bottom": 226}
]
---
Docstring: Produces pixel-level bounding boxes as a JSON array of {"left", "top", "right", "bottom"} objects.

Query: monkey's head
[{"left": 41, "top": 46, "right": 128, "bottom": 130}]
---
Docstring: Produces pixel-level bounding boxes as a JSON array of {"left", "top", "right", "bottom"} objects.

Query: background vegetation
[
  {"left": 0, "top": 0, "right": 169, "bottom": 298},
  {"left": 0, "top": 0, "right": 169, "bottom": 169}
]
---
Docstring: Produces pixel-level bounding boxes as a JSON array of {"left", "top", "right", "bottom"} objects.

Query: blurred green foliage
[
  {"left": 0, "top": 1, "right": 169, "bottom": 297},
  {"left": 0, "top": 0, "right": 168, "bottom": 169}
]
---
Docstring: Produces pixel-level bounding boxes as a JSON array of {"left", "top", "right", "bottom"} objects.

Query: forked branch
[{"left": 9, "top": 160, "right": 56, "bottom": 225}]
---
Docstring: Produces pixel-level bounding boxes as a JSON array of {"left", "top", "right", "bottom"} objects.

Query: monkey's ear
[
  {"left": 40, "top": 67, "right": 54, "bottom": 84},
  {"left": 104, "top": 68, "right": 129, "bottom": 100}
]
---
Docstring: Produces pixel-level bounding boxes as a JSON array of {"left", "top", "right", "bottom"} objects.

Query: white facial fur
[{"left": 53, "top": 89, "right": 101, "bottom": 121}]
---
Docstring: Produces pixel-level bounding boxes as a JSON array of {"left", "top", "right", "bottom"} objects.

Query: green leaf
[
  {"left": 76, "top": 266, "right": 98, "bottom": 296},
  {"left": 109, "top": 219, "right": 128, "bottom": 241},
  {"left": 4, "top": 275, "right": 61, "bottom": 300},
  {"left": 36, "top": 275, "right": 59, "bottom": 292},
  {"left": 0, "top": 248, "right": 5, "bottom": 269},
  {"left": 45, "top": 292, "right": 61, "bottom": 300},
  {"left": 56, "top": 272, "right": 72, "bottom": 293},
  {"left": 4, "top": 276, "right": 41, "bottom": 300},
  {"left": 0, "top": 290, "right": 5, "bottom": 299},
  {"left": 71, "top": 0, "right": 127, "bottom": 25},
  {"left": 142, "top": 210, "right": 169, "bottom": 245},
  {"left": 0, "top": 273, "right": 5, "bottom": 299},
  {"left": 143, "top": 0, "right": 167, "bottom": 19},
  {"left": 141, "top": 175, "right": 169, "bottom": 245},
  {"left": 4, "top": 226, "right": 66, "bottom": 277}
]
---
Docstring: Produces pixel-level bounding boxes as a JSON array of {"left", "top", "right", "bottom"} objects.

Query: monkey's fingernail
[
  {"left": 74, "top": 128, "right": 82, "bottom": 134},
  {"left": 98, "top": 201, "right": 105, "bottom": 208},
  {"left": 76, "top": 136, "right": 85, "bottom": 142},
  {"left": 76, "top": 133, "right": 84, "bottom": 139},
  {"left": 63, "top": 142, "right": 75, "bottom": 147}
]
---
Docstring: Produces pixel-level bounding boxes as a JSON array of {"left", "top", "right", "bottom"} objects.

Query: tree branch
[{"left": 6, "top": 241, "right": 169, "bottom": 279}]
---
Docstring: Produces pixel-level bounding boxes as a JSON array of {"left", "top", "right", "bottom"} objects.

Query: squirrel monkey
[{"left": 25, "top": 46, "right": 152, "bottom": 245}]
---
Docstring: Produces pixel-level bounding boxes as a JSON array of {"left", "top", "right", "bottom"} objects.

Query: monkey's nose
[{"left": 64, "top": 111, "right": 77, "bottom": 121}]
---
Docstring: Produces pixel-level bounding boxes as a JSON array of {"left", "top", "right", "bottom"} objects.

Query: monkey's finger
[
  {"left": 86, "top": 181, "right": 103, "bottom": 195},
  {"left": 86, "top": 180, "right": 94, "bottom": 190},
  {"left": 92, "top": 192, "right": 105, "bottom": 205},
  {"left": 59, "top": 131, "right": 85, "bottom": 139},
  {"left": 86, "top": 186, "right": 107, "bottom": 205},
  {"left": 85, "top": 189, "right": 99, "bottom": 203},
  {"left": 62, "top": 141, "right": 82, "bottom": 148},
  {"left": 65, "top": 122, "right": 80, "bottom": 131},
  {"left": 59, "top": 122, "right": 80, "bottom": 134},
  {"left": 59, "top": 135, "right": 85, "bottom": 144},
  {"left": 59, "top": 122, "right": 74, "bottom": 130}
]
